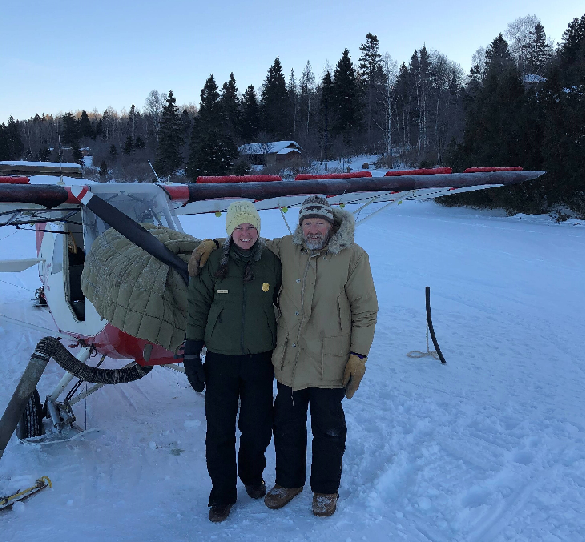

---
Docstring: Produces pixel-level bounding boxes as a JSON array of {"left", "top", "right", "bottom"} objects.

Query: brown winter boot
[
  {"left": 264, "top": 484, "right": 303, "bottom": 509},
  {"left": 245, "top": 480, "right": 267, "bottom": 500},
  {"left": 312, "top": 493, "right": 338, "bottom": 517},
  {"left": 208, "top": 504, "right": 232, "bottom": 523}
]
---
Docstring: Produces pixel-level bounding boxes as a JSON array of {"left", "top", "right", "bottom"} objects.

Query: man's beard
[{"left": 304, "top": 232, "right": 329, "bottom": 250}]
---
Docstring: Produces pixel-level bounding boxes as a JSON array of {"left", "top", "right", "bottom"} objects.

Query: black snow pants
[
  {"left": 204, "top": 350, "right": 274, "bottom": 507},
  {"left": 273, "top": 382, "right": 347, "bottom": 495}
]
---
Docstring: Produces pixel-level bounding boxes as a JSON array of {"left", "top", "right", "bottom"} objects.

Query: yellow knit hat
[{"left": 225, "top": 200, "right": 261, "bottom": 236}]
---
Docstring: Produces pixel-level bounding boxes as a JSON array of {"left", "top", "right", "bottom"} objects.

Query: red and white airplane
[{"left": 0, "top": 161, "right": 545, "bottom": 453}]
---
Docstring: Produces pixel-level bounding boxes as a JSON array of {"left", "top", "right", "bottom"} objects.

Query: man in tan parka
[
  {"left": 262, "top": 195, "right": 378, "bottom": 517},
  {"left": 190, "top": 195, "right": 378, "bottom": 517}
]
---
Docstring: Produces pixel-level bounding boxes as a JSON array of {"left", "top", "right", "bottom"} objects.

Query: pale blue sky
[{"left": 1, "top": 0, "right": 583, "bottom": 123}]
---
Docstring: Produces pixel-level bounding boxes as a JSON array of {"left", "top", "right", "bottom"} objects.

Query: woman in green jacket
[{"left": 184, "top": 200, "right": 281, "bottom": 523}]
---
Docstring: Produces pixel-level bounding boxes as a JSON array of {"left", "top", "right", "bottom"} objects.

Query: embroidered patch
[
  {"left": 217, "top": 289, "right": 228, "bottom": 294},
  {"left": 262, "top": 283, "right": 270, "bottom": 292}
]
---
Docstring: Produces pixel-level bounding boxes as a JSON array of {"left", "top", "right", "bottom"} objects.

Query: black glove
[{"left": 183, "top": 339, "right": 205, "bottom": 392}]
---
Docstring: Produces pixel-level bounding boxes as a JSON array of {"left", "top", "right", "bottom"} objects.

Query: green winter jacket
[{"left": 187, "top": 239, "right": 282, "bottom": 355}]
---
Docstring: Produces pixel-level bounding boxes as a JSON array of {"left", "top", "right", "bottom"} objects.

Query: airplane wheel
[{"left": 16, "top": 389, "right": 44, "bottom": 439}]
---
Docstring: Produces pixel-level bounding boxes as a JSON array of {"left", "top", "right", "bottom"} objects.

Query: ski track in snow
[{"left": 1, "top": 201, "right": 584, "bottom": 541}]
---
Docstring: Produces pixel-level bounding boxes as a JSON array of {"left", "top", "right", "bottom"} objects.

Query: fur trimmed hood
[{"left": 292, "top": 207, "right": 354, "bottom": 254}]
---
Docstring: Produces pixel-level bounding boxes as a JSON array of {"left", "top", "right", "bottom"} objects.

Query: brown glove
[
  {"left": 188, "top": 239, "right": 220, "bottom": 277},
  {"left": 342, "top": 354, "right": 366, "bottom": 399}
]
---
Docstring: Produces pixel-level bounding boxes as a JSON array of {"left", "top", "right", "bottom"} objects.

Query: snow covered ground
[{"left": 1, "top": 199, "right": 584, "bottom": 541}]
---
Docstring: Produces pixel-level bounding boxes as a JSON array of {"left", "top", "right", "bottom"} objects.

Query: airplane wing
[
  {"left": 0, "top": 168, "right": 546, "bottom": 281},
  {"left": 0, "top": 168, "right": 546, "bottom": 218},
  {"left": 161, "top": 169, "right": 546, "bottom": 215}
]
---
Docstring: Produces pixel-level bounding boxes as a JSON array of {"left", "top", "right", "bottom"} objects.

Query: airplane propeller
[{"left": 68, "top": 186, "right": 190, "bottom": 285}]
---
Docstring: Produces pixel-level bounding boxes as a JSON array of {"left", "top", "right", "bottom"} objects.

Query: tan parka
[{"left": 266, "top": 207, "right": 378, "bottom": 391}]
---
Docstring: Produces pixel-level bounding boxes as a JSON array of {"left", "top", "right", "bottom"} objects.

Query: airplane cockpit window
[{"left": 82, "top": 184, "right": 183, "bottom": 252}]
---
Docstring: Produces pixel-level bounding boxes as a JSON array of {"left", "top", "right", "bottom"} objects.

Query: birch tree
[
  {"left": 299, "top": 61, "right": 316, "bottom": 138},
  {"left": 505, "top": 15, "right": 541, "bottom": 76},
  {"left": 381, "top": 53, "right": 398, "bottom": 158},
  {"left": 144, "top": 90, "right": 167, "bottom": 142}
]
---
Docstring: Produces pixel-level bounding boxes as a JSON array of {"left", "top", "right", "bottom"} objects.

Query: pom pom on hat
[{"left": 226, "top": 200, "right": 261, "bottom": 236}]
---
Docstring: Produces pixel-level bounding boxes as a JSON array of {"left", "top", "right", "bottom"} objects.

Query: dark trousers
[
  {"left": 204, "top": 351, "right": 274, "bottom": 507},
  {"left": 273, "top": 382, "right": 346, "bottom": 495}
]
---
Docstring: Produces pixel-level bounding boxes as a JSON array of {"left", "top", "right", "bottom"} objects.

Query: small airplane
[{"left": 0, "top": 161, "right": 545, "bottom": 461}]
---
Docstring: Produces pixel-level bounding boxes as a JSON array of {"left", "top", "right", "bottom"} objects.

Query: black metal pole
[{"left": 426, "top": 287, "right": 446, "bottom": 364}]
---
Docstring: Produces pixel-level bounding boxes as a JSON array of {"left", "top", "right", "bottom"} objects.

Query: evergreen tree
[
  {"left": 95, "top": 118, "right": 103, "bottom": 140},
  {"left": 261, "top": 58, "right": 291, "bottom": 139},
  {"left": 199, "top": 75, "right": 221, "bottom": 122},
  {"left": 61, "top": 112, "right": 80, "bottom": 147},
  {"left": 0, "top": 117, "right": 24, "bottom": 160},
  {"left": 219, "top": 72, "right": 241, "bottom": 139},
  {"left": 526, "top": 23, "right": 552, "bottom": 76},
  {"left": 109, "top": 144, "right": 118, "bottom": 159},
  {"left": 135, "top": 135, "right": 146, "bottom": 149},
  {"left": 332, "top": 49, "right": 362, "bottom": 145},
  {"left": 12, "top": 117, "right": 24, "bottom": 158},
  {"left": 241, "top": 85, "right": 261, "bottom": 142},
  {"left": 417, "top": 46, "right": 431, "bottom": 151},
  {"left": 38, "top": 146, "right": 51, "bottom": 162},
  {"left": 99, "top": 160, "right": 108, "bottom": 178},
  {"left": 0, "top": 124, "right": 9, "bottom": 160},
  {"left": 123, "top": 135, "right": 134, "bottom": 155},
  {"left": 537, "top": 16, "right": 585, "bottom": 214},
  {"left": 181, "top": 109, "right": 192, "bottom": 140},
  {"left": 318, "top": 70, "right": 334, "bottom": 160},
  {"left": 78, "top": 110, "right": 94, "bottom": 139},
  {"left": 558, "top": 14, "right": 585, "bottom": 86},
  {"left": 455, "top": 34, "right": 526, "bottom": 168},
  {"left": 155, "top": 90, "right": 184, "bottom": 176},
  {"left": 186, "top": 127, "right": 239, "bottom": 179},
  {"left": 359, "top": 33, "right": 385, "bottom": 151},
  {"left": 60, "top": 112, "right": 83, "bottom": 165},
  {"left": 359, "top": 33, "right": 383, "bottom": 80},
  {"left": 72, "top": 143, "right": 83, "bottom": 164},
  {"left": 484, "top": 34, "right": 515, "bottom": 75},
  {"left": 187, "top": 75, "right": 239, "bottom": 180}
]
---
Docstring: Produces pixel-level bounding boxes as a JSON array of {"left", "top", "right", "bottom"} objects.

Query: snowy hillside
[{"left": 1, "top": 200, "right": 584, "bottom": 541}]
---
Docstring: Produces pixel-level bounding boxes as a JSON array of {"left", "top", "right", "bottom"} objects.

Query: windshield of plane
[{"left": 82, "top": 183, "right": 184, "bottom": 252}]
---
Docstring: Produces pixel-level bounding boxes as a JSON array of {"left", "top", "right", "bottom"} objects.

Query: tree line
[
  {"left": 0, "top": 13, "right": 583, "bottom": 217},
  {"left": 442, "top": 14, "right": 585, "bottom": 218}
]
